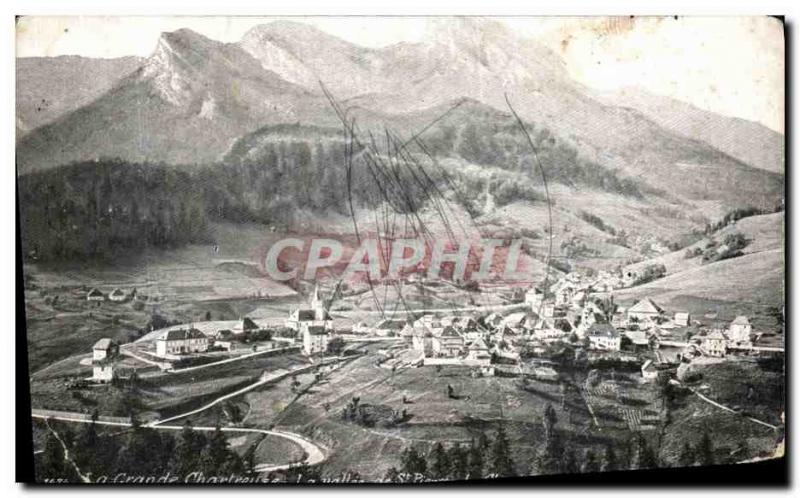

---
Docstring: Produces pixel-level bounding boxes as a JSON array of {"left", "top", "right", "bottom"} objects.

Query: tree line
[{"left": 36, "top": 416, "right": 252, "bottom": 483}]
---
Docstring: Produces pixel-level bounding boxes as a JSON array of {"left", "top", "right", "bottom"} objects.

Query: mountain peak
[
  {"left": 141, "top": 28, "right": 224, "bottom": 106},
  {"left": 242, "top": 21, "right": 357, "bottom": 49},
  {"left": 424, "top": 17, "right": 512, "bottom": 46}
]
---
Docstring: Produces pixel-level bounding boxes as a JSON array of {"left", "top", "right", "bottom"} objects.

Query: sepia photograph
[{"left": 12, "top": 11, "right": 786, "bottom": 486}]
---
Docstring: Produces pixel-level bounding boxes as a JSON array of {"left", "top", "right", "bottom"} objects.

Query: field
[
  {"left": 659, "top": 359, "right": 784, "bottom": 466},
  {"left": 238, "top": 344, "right": 660, "bottom": 479},
  {"left": 616, "top": 212, "right": 784, "bottom": 316}
]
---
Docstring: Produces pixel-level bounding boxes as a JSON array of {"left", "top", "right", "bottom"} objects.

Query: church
[{"left": 285, "top": 284, "right": 333, "bottom": 355}]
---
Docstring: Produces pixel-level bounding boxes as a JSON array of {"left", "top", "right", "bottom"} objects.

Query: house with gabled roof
[
  {"left": 432, "top": 326, "right": 464, "bottom": 358},
  {"left": 626, "top": 298, "right": 664, "bottom": 323},
  {"left": 466, "top": 337, "right": 491, "bottom": 365},
  {"left": 233, "top": 317, "right": 260, "bottom": 336},
  {"left": 702, "top": 329, "right": 727, "bottom": 357},
  {"left": 93, "top": 338, "right": 119, "bottom": 362},
  {"left": 674, "top": 312, "right": 691, "bottom": 327},
  {"left": 501, "top": 312, "right": 535, "bottom": 333},
  {"left": 156, "top": 327, "right": 209, "bottom": 357},
  {"left": 371, "top": 318, "right": 407, "bottom": 337},
  {"left": 586, "top": 323, "right": 621, "bottom": 351},
  {"left": 86, "top": 288, "right": 105, "bottom": 302},
  {"left": 641, "top": 359, "right": 658, "bottom": 381},
  {"left": 729, "top": 316, "right": 752, "bottom": 344},
  {"left": 303, "top": 325, "right": 329, "bottom": 355},
  {"left": 108, "top": 288, "right": 127, "bottom": 302}
]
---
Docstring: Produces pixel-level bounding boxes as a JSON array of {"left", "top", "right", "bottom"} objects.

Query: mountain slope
[
  {"left": 239, "top": 19, "right": 784, "bottom": 210},
  {"left": 16, "top": 21, "right": 784, "bottom": 215},
  {"left": 596, "top": 86, "right": 784, "bottom": 174},
  {"left": 16, "top": 55, "right": 144, "bottom": 136},
  {"left": 16, "top": 30, "right": 337, "bottom": 172}
]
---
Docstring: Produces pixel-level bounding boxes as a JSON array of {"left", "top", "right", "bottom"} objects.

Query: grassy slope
[
  {"left": 624, "top": 212, "right": 784, "bottom": 278},
  {"left": 616, "top": 212, "right": 784, "bottom": 326}
]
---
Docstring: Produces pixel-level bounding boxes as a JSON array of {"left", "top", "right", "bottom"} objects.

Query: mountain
[
  {"left": 596, "top": 86, "right": 784, "bottom": 174},
  {"left": 16, "top": 55, "right": 144, "bottom": 136},
  {"left": 16, "top": 30, "right": 341, "bottom": 171},
  {"left": 16, "top": 20, "right": 783, "bottom": 217},
  {"left": 238, "top": 19, "right": 784, "bottom": 209}
]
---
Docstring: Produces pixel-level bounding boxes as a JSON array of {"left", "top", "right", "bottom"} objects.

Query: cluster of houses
[
  {"left": 86, "top": 272, "right": 761, "bottom": 383},
  {"left": 151, "top": 286, "right": 335, "bottom": 360},
  {"left": 90, "top": 285, "right": 336, "bottom": 382},
  {"left": 86, "top": 287, "right": 131, "bottom": 303},
  {"left": 353, "top": 271, "right": 760, "bottom": 378}
]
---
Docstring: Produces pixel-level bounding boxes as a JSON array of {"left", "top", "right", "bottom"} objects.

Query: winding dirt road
[{"left": 31, "top": 410, "right": 326, "bottom": 474}]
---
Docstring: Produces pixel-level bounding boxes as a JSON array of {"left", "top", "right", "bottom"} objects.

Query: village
[{"left": 81, "top": 268, "right": 783, "bottom": 392}]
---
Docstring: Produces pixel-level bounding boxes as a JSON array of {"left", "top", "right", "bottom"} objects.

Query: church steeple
[{"left": 311, "top": 284, "right": 325, "bottom": 319}]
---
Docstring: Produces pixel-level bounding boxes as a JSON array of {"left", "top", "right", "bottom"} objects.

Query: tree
[
  {"left": 476, "top": 432, "right": 490, "bottom": 452},
  {"left": 384, "top": 467, "right": 401, "bottom": 483},
  {"left": 400, "top": 447, "right": 427, "bottom": 477},
  {"left": 284, "top": 462, "right": 322, "bottom": 483},
  {"left": 582, "top": 449, "right": 599, "bottom": 473},
  {"left": 488, "top": 425, "right": 515, "bottom": 478},
  {"left": 428, "top": 442, "right": 449, "bottom": 479},
  {"left": 600, "top": 445, "right": 617, "bottom": 473},
  {"left": 696, "top": 431, "right": 714, "bottom": 466},
  {"left": 243, "top": 444, "right": 258, "bottom": 476},
  {"left": 174, "top": 422, "right": 206, "bottom": 476},
  {"left": 326, "top": 336, "right": 346, "bottom": 355},
  {"left": 72, "top": 411, "right": 99, "bottom": 471},
  {"left": 39, "top": 431, "right": 66, "bottom": 481},
  {"left": 678, "top": 442, "right": 695, "bottom": 467},
  {"left": 447, "top": 444, "right": 469, "bottom": 481},
  {"left": 200, "top": 425, "right": 230, "bottom": 474},
  {"left": 467, "top": 439, "right": 484, "bottom": 480},
  {"left": 630, "top": 434, "right": 657, "bottom": 469},
  {"left": 537, "top": 433, "right": 563, "bottom": 475},
  {"left": 543, "top": 404, "right": 558, "bottom": 441},
  {"left": 562, "top": 449, "right": 579, "bottom": 474}
]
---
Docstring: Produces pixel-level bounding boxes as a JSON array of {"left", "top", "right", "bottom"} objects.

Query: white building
[
  {"left": 533, "top": 366, "right": 559, "bottom": 382},
  {"left": 729, "top": 316, "right": 752, "bottom": 344},
  {"left": 286, "top": 285, "right": 333, "bottom": 333},
  {"left": 91, "top": 338, "right": 119, "bottom": 382},
  {"left": 92, "top": 338, "right": 119, "bottom": 362},
  {"left": 702, "top": 330, "right": 727, "bottom": 357},
  {"left": 626, "top": 298, "right": 664, "bottom": 324},
  {"left": 108, "top": 288, "right": 127, "bottom": 302},
  {"left": 525, "top": 287, "right": 544, "bottom": 310},
  {"left": 303, "top": 325, "right": 329, "bottom": 355},
  {"left": 86, "top": 288, "right": 105, "bottom": 302},
  {"left": 674, "top": 312, "right": 691, "bottom": 327},
  {"left": 641, "top": 360, "right": 658, "bottom": 381},
  {"left": 92, "top": 363, "right": 115, "bottom": 383},
  {"left": 466, "top": 337, "right": 492, "bottom": 365},
  {"left": 370, "top": 319, "right": 407, "bottom": 337},
  {"left": 156, "top": 328, "right": 209, "bottom": 357},
  {"left": 432, "top": 326, "right": 465, "bottom": 358},
  {"left": 586, "top": 324, "right": 621, "bottom": 351}
]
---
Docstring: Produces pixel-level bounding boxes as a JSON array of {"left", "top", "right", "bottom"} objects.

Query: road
[
  {"left": 32, "top": 411, "right": 325, "bottom": 475},
  {"left": 30, "top": 356, "right": 358, "bottom": 475},
  {"left": 686, "top": 387, "right": 779, "bottom": 430},
  {"left": 149, "top": 359, "right": 328, "bottom": 426}
]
